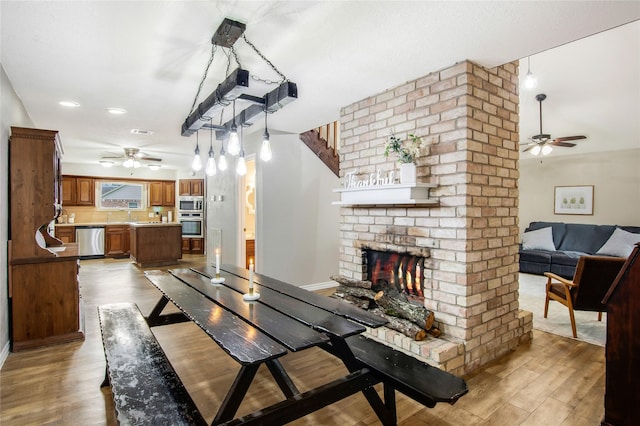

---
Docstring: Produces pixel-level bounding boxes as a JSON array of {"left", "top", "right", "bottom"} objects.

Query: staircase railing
[{"left": 299, "top": 121, "right": 340, "bottom": 177}]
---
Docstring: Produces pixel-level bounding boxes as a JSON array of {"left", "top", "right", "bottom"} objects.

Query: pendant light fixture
[
  {"left": 206, "top": 120, "right": 217, "bottom": 176},
  {"left": 236, "top": 124, "right": 247, "bottom": 176},
  {"left": 218, "top": 138, "right": 228, "bottom": 171},
  {"left": 524, "top": 56, "right": 537, "bottom": 90},
  {"left": 260, "top": 109, "right": 272, "bottom": 162},
  {"left": 227, "top": 100, "right": 241, "bottom": 156},
  {"left": 192, "top": 132, "right": 202, "bottom": 171}
]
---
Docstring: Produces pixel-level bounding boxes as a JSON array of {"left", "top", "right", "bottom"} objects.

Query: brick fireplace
[{"left": 338, "top": 60, "right": 533, "bottom": 375}]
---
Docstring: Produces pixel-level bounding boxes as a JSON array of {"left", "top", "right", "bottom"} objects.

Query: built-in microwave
[{"left": 179, "top": 196, "right": 204, "bottom": 213}]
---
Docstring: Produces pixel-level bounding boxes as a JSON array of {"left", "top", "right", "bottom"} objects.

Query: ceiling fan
[
  {"left": 100, "top": 147, "right": 162, "bottom": 168},
  {"left": 521, "top": 93, "right": 586, "bottom": 155}
]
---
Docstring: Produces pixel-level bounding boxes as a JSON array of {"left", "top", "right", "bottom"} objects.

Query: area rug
[{"left": 518, "top": 273, "right": 606, "bottom": 347}]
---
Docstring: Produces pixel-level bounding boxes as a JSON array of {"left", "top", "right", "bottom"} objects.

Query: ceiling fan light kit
[
  {"left": 182, "top": 17, "right": 298, "bottom": 173},
  {"left": 521, "top": 93, "right": 586, "bottom": 156},
  {"left": 100, "top": 147, "right": 163, "bottom": 169}
]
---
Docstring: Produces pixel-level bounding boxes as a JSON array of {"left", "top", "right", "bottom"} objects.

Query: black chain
[
  {"left": 189, "top": 44, "right": 218, "bottom": 115},
  {"left": 242, "top": 34, "right": 287, "bottom": 83}
]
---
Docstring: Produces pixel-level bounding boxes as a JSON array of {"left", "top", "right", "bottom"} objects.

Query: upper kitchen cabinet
[
  {"left": 179, "top": 179, "right": 204, "bottom": 196},
  {"left": 149, "top": 180, "right": 176, "bottom": 207},
  {"left": 62, "top": 175, "right": 94, "bottom": 206}
]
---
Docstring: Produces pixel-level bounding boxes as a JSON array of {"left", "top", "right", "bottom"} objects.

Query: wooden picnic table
[{"left": 134, "top": 264, "right": 467, "bottom": 425}]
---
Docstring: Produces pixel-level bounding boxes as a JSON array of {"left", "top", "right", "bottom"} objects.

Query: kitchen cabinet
[
  {"left": 61, "top": 175, "right": 94, "bottom": 206},
  {"left": 105, "top": 225, "right": 130, "bottom": 258},
  {"left": 179, "top": 179, "right": 204, "bottom": 196},
  {"left": 182, "top": 237, "right": 204, "bottom": 254},
  {"left": 56, "top": 226, "right": 75, "bottom": 243},
  {"left": 9, "top": 127, "right": 83, "bottom": 351},
  {"left": 149, "top": 180, "right": 176, "bottom": 207}
]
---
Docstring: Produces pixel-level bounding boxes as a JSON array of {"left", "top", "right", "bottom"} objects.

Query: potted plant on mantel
[{"left": 384, "top": 132, "right": 424, "bottom": 184}]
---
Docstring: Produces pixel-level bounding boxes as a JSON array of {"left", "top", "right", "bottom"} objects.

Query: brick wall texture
[{"left": 338, "top": 60, "right": 533, "bottom": 374}]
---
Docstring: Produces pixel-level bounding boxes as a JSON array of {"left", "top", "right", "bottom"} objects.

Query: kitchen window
[{"left": 98, "top": 182, "right": 146, "bottom": 210}]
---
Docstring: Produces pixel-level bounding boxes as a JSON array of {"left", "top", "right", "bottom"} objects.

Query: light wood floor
[{"left": 0, "top": 256, "right": 606, "bottom": 425}]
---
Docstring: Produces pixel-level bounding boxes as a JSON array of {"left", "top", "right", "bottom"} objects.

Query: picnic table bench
[{"left": 98, "top": 265, "right": 468, "bottom": 425}]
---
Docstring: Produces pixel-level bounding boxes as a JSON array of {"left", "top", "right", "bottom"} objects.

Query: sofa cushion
[
  {"left": 596, "top": 228, "right": 640, "bottom": 257},
  {"left": 522, "top": 227, "right": 556, "bottom": 251},
  {"left": 551, "top": 251, "right": 586, "bottom": 266},
  {"left": 557, "top": 223, "right": 617, "bottom": 254},
  {"left": 519, "top": 249, "right": 552, "bottom": 263}
]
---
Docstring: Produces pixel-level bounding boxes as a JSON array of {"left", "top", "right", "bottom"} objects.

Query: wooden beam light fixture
[{"left": 181, "top": 18, "right": 297, "bottom": 141}]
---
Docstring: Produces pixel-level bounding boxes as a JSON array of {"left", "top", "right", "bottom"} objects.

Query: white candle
[
  {"left": 215, "top": 249, "right": 220, "bottom": 275},
  {"left": 249, "top": 258, "right": 254, "bottom": 294}
]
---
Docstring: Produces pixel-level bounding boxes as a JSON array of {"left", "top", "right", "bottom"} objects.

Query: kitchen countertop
[{"left": 55, "top": 221, "right": 180, "bottom": 227}]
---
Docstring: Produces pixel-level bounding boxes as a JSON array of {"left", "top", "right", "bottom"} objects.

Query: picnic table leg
[
  {"left": 213, "top": 364, "right": 260, "bottom": 425},
  {"left": 146, "top": 295, "right": 190, "bottom": 327},
  {"left": 328, "top": 335, "right": 397, "bottom": 426},
  {"left": 266, "top": 359, "right": 300, "bottom": 397}
]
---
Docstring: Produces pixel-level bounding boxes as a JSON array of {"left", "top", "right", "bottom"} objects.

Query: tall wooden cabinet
[
  {"left": 601, "top": 243, "right": 640, "bottom": 426},
  {"left": 9, "top": 127, "right": 84, "bottom": 351}
]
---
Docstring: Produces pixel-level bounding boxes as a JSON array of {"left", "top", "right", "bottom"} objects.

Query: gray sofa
[{"left": 519, "top": 221, "right": 640, "bottom": 278}]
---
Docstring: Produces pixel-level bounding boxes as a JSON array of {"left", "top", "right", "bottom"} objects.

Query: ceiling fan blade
[
  {"left": 140, "top": 156, "right": 162, "bottom": 162},
  {"left": 550, "top": 141, "right": 577, "bottom": 148},
  {"left": 522, "top": 144, "right": 536, "bottom": 152},
  {"left": 553, "top": 135, "right": 586, "bottom": 142}
]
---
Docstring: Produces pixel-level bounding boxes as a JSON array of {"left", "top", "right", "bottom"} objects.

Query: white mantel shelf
[{"left": 332, "top": 183, "right": 438, "bottom": 206}]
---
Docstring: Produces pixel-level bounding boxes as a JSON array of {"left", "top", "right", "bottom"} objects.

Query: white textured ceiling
[{"left": 1, "top": 1, "right": 639, "bottom": 170}]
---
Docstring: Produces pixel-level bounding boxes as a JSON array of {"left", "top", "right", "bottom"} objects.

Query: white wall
[
  {"left": 258, "top": 132, "right": 340, "bottom": 286},
  {"left": 206, "top": 130, "right": 341, "bottom": 286},
  {"left": 519, "top": 148, "right": 640, "bottom": 234},
  {"left": 62, "top": 162, "right": 177, "bottom": 180},
  {"left": 1, "top": 64, "right": 35, "bottom": 366}
]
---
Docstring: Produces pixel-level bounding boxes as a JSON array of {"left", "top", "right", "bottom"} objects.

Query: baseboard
[
  {"left": 301, "top": 281, "right": 338, "bottom": 292},
  {"left": 0, "top": 341, "right": 10, "bottom": 369}
]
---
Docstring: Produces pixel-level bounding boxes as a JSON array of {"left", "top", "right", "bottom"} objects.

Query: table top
[{"left": 144, "top": 264, "right": 387, "bottom": 365}]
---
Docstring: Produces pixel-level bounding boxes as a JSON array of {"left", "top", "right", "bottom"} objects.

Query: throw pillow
[
  {"left": 522, "top": 227, "right": 556, "bottom": 251},
  {"left": 596, "top": 228, "right": 640, "bottom": 257}
]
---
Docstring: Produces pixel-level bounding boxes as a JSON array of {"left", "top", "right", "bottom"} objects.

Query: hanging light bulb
[
  {"left": 260, "top": 110, "right": 272, "bottom": 162},
  {"left": 524, "top": 56, "right": 537, "bottom": 90},
  {"left": 237, "top": 151, "right": 247, "bottom": 176},
  {"left": 192, "top": 132, "right": 202, "bottom": 171},
  {"left": 218, "top": 140, "right": 228, "bottom": 171},
  {"left": 227, "top": 100, "right": 241, "bottom": 155},
  {"left": 206, "top": 122, "right": 217, "bottom": 176},
  {"left": 237, "top": 124, "right": 246, "bottom": 176},
  {"left": 541, "top": 145, "right": 553, "bottom": 156},
  {"left": 530, "top": 145, "right": 542, "bottom": 156}
]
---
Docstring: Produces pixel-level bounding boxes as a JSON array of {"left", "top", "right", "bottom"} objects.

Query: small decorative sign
[{"left": 344, "top": 169, "right": 396, "bottom": 189}]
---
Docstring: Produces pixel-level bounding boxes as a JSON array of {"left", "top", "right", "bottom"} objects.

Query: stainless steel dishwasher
[{"left": 75, "top": 226, "right": 105, "bottom": 258}]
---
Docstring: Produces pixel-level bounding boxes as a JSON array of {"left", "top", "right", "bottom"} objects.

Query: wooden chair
[{"left": 544, "top": 255, "right": 626, "bottom": 338}]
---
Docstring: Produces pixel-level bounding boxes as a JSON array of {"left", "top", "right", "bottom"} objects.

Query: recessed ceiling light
[
  {"left": 148, "top": 163, "right": 161, "bottom": 170},
  {"left": 131, "top": 128, "right": 153, "bottom": 135},
  {"left": 59, "top": 100, "right": 80, "bottom": 108},
  {"left": 99, "top": 160, "right": 115, "bottom": 168},
  {"left": 107, "top": 107, "right": 127, "bottom": 115}
]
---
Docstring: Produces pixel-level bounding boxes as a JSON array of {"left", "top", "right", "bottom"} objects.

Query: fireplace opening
[{"left": 364, "top": 249, "right": 426, "bottom": 303}]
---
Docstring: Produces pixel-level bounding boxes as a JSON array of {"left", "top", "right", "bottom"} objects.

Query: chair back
[{"left": 572, "top": 256, "right": 626, "bottom": 312}]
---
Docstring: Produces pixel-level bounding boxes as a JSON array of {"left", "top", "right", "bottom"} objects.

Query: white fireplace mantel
[{"left": 332, "top": 183, "right": 437, "bottom": 206}]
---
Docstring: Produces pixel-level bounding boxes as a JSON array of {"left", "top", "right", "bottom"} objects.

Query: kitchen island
[{"left": 129, "top": 222, "right": 182, "bottom": 267}]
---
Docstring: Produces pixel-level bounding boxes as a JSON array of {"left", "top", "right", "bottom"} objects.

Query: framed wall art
[{"left": 554, "top": 185, "right": 594, "bottom": 215}]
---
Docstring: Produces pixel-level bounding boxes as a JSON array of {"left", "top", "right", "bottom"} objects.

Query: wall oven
[
  {"left": 179, "top": 196, "right": 204, "bottom": 213},
  {"left": 179, "top": 212, "right": 203, "bottom": 238}
]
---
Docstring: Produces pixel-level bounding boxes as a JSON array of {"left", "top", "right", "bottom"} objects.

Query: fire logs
[{"left": 330, "top": 276, "right": 439, "bottom": 341}]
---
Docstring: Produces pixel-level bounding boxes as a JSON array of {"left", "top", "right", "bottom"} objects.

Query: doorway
[{"left": 240, "top": 157, "right": 256, "bottom": 269}]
